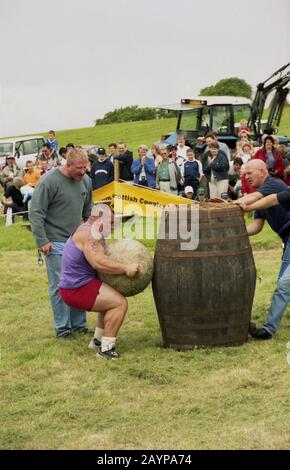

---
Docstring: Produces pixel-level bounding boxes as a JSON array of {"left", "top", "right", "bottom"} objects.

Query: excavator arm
[{"left": 249, "top": 63, "right": 290, "bottom": 138}]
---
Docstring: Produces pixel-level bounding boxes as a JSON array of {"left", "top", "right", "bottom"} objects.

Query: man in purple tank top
[{"left": 59, "top": 203, "right": 139, "bottom": 359}]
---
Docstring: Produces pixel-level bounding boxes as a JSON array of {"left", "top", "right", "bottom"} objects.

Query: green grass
[
  {"left": 5, "top": 106, "right": 290, "bottom": 155},
  {"left": 0, "top": 222, "right": 290, "bottom": 450},
  {"left": 6, "top": 118, "right": 175, "bottom": 156},
  {"left": 1, "top": 109, "right": 290, "bottom": 450},
  {"left": 263, "top": 105, "right": 290, "bottom": 137}
]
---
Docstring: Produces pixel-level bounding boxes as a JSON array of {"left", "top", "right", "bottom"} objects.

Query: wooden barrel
[{"left": 152, "top": 204, "right": 256, "bottom": 349}]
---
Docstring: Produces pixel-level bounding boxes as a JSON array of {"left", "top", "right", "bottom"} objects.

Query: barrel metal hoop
[
  {"left": 157, "top": 233, "right": 249, "bottom": 246},
  {"left": 162, "top": 319, "right": 250, "bottom": 329},
  {"left": 155, "top": 247, "right": 252, "bottom": 258}
]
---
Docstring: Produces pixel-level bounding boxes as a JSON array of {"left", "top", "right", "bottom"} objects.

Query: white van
[{"left": 0, "top": 136, "right": 45, "bottom": 169}]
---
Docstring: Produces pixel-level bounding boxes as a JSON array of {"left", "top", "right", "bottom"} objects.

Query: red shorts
[{"left": 59, "top": 279, "right": 103, "bottom": 311}]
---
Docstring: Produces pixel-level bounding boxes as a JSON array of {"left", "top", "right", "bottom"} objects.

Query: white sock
[
  {"left": 101, "top": 336, "right": 116, "bottom": 352},
  {"left": 94, "top": 327, "right": 104, "bottom": 342}
]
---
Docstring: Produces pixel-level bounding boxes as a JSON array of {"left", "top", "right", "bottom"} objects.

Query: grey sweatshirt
[{"left": 29, "top": 169, "right": 92, "bottom": 247}]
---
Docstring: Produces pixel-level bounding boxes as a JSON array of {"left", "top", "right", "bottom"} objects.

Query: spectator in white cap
[
  {"left": 0, "top": 155, "right": 23, "bottom": 191},
  {"left": 181, "top": 185, "right": 195, "bottom": 200}
]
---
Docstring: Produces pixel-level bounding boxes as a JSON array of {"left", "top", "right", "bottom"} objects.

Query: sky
[{"left": 0, "top": 0, "right": 289, "bottom": 137}]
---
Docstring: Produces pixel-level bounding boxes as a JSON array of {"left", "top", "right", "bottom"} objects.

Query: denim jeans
[
  {"left": 263, "top": 241, "right": 290, "bottom": 335},
  {"left": 45, "top": 254, "right": 87, "bottom": 336}
]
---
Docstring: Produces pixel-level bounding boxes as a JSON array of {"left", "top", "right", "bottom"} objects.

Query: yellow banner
[{"left": 92, "top": 181, "right": 195, "bottom": 217}]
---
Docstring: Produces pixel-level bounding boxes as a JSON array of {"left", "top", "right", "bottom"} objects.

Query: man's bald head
[
  {"left": 245, "top": 159, "right": 268, "bottom": 173},
  {"left": 244, "top": 159, "right": 269, "bottom": 188}
]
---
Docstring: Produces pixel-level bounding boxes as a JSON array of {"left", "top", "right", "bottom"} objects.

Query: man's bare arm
[
  {"left": 247, "top": 218, "right": 265, "bottom": 236},
  {"left": 232, "top": 191, "right": 263, "bottom": 206}
]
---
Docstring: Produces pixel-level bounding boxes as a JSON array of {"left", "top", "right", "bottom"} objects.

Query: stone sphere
[{"left": 98, "top": 239, "right": 154, "bottom": 297}]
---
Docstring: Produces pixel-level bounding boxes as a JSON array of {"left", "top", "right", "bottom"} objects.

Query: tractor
[{"left": 157, "top": 63, "right": 290, "bottom": 149}]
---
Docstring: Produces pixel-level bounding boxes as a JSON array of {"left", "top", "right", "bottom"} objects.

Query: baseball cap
[
  {"left": 97, "top": 147, "right": 106, "bottom": 155},
  {"left": 6, "top": 154, "right": 15, "bottom": 159},
  {"left": 184, "top": 186, "right": 194, "bottom": 194},
  {"left": 197, "top": 187, "right": 205, "bottom": 195}
]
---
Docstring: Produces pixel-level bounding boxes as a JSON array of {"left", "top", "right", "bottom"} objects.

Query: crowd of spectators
[{"left": 1, "top": 124, "right": 290, "bottom": 221}]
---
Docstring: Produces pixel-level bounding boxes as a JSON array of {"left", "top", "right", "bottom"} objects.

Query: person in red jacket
[{"left": 253, "top": 135, "right": 284, "bottom": 179}]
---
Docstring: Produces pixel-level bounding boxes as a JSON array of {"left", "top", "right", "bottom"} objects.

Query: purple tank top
[{"left": 59, "top": 223, "right": 105, "bottom": 289}]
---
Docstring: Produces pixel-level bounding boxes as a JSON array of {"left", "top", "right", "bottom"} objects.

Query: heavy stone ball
[{"left": 98, "top": 239, "right": 154, "bottom": 297}]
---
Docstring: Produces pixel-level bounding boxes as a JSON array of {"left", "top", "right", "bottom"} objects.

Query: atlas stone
[{"left": 98, "top": 239, "right": 154, "bottom": 297}]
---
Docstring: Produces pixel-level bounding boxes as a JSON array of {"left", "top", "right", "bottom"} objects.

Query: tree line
[{"left": 95, "top": 77, "right": 252, "bottom": 125}]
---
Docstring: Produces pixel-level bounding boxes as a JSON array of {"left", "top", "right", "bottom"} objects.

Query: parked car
[{"left": 0, "top": 136, "right": 45, "bottom": 168}]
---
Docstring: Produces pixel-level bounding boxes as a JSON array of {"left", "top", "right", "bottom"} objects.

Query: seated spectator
[
  {"left": 38, "top": 143, "right": 59, "bottom": 169},
  {"left": 277, "top": 144, "right": 290, "bottom": 169},
  {"left": 0, "top": 155, "right": 24, "bottom": 191},
  {"left": 181, "top": 148, "right": 203, "bottom": 195},
  {"left": 90, "top": 147, "right": 114, "bottom": 190},
  {"left": 202, "top": 141, "right": 229, "bottom": 198},
  {"left": 283, "top": 165, "right": 290, "bottom": 186},
  {"left": 195, "top": 136, "right": 206, "bottom": 157},
  {"left": 66, "top": 143, "right": 75, "bottom": 151},
  {"left": 2, "top": 176, "right": 26, "bottom": 218},
  {"left": 220, "top": 192, "right": 230, "bottom": 201},
  {"left": 253, "top": 135, "right": 284, "bottom": 178},
  {"left": 39, "top": 160, "right": 49, "bottom": 177},
  {"left": 131, "top": 145, "right": 155, "bottom": 188},
  {"left": 236, "top": 142, "right": 253, "bottom": 165},
  {"left": 177, "top": 134, "right": 190, "bottom": 159},
  {"left": 251, "top": 140, "right": 262, "bottom": 155},
  {"left": 155, "top": 147, "right": 181, "bottom": 195},
  {"left": 59, "top": 147, "right": 68, "bottom": 163},
  {"left": 238, "top": 131, "right": 252, "bottom": 145},
  {"left": 195, "top": 186, "right": 208, "bottom": 202},
  {"left": 181, "top": 185, "right": 195, "bottom": 200},
  {"left": 23, "top": 160, "right": 40, "bottom": 187},
  {"left": 228, "top": 157, "right": 243, "bottom": 199},
  {"left": 237, "top": 119, "right": 251, "bottom": 137},
  {"left": 46, "top": 130, "right": 58, "bottom": 151},
  {"left": 20, "top": 184, "right": 34, "bottom": 210}
]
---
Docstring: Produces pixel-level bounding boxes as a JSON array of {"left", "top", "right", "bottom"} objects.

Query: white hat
[{"left": 184, "top": 186, "right": 194, "bottom": 194}]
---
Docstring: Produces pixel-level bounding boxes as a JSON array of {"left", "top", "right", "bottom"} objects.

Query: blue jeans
[
  {"left": 45, "top": 254, "right": 87, "bottom": 336},
  {"left": 263, "top": 242, "right": 290, "bottom": 335}
]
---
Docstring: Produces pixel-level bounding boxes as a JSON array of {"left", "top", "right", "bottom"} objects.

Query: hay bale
[{"left": 98, "top": 239, "right": 153, "bottom": 297}]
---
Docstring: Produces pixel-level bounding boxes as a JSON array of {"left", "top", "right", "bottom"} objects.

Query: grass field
[
  {"left": 1, "top": 110, "right": 290, "bottom": 450},
  {"left": 0, "top": 217, "right": 289, "bottom": 450}
]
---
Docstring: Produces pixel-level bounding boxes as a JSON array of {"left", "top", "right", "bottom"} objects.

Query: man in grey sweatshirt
[{"left": 29, "top": 148, "right": 93, "bottom": 339}]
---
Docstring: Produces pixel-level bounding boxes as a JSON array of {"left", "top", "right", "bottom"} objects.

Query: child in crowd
[
  {"left": 46, "top": 130, "right": 58, "bottom": 151},
  {"left": 237, "top": 119, "right": 251, "bottom": 137}
]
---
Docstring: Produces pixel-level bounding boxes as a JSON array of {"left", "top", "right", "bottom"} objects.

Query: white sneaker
[{"left": 88, "top": 338, "right": 101, "bottom": 350}]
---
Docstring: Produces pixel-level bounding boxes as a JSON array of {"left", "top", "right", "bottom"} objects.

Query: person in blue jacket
[
  {"left": 131, "top": 145, "right": 155, "bottom": 188},
  {"left": 90, "top": 147, "right": 114, "bottom": 190}
]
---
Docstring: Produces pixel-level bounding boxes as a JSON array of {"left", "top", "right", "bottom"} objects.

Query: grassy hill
[{"left": 7, "top": 106, "right": 290, "bottom": 155}]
